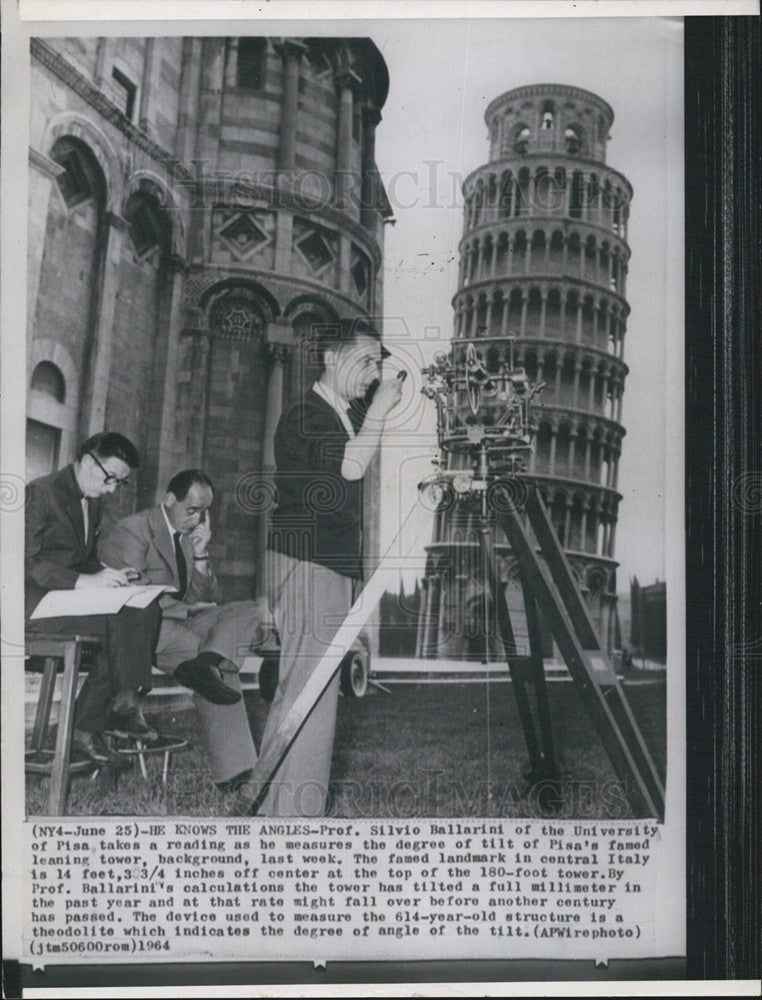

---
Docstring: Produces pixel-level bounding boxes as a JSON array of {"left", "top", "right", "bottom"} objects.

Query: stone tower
[
  {"left": 417, "top": 84, "right": 632, "bottom": 660},
  {"left": 28, "top": 36, "right": 390, "bottom": 604}
]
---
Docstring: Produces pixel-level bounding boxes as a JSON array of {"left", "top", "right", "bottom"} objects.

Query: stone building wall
[{"left": 27, "top": 34, "right": 391, "bottom": 610}]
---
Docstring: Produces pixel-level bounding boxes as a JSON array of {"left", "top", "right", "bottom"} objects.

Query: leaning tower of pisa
[{"left": 418, "top": 83, "right": 632, "bottom": 661}]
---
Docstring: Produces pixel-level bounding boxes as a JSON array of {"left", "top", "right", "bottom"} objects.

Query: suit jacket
[
  {"left": 98, "top": 504, "right": 217, "bottom": 620},
  {"left": 25, "top": 464, "right": 101, "bottom": 616}
]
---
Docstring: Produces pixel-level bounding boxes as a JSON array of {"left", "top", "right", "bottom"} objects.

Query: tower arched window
[
  {"left": 27, "top": 361, "right": 68, "bottom": 480},
  {"left": 514, "top": 124, "right": 530, "bottom": 155},
  {"left": 564, "top": 125, "right": 581, "bottom": 155},
  {"left": 541, "top": 102, "right": 555, "bottom": 130},
  {"left": 124, "top": 191, "right": 170, "bottom": 260},
  {"left": 52, "top": 136, "right": 106, "bottom": 210},
  {"left": 30, "top": 361, "right": 65, "bottom": 403}
]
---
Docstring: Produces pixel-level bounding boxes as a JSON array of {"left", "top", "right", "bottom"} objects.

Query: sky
[{"left": 368, "top": 17, "right": 684, "bottom": 592}]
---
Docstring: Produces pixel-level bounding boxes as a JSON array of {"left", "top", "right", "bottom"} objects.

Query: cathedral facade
[{"left": 27, "top": 35, "right": 390, "bottom": 602}]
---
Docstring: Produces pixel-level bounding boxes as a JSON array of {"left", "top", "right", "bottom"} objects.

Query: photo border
[{"left": 1, "top": 9, "right": 759, "bottom": 995}]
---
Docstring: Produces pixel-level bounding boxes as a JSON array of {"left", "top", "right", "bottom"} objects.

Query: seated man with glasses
[{"left": 25, "top": 431, "right": 172, "bottom": 768}]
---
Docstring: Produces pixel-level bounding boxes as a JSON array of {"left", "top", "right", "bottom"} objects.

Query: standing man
[
  {"left": 99, "top": 470, "right": 267, "bottom": 792},
  {"left": 25, "top": 432, "right": 164, "bottom": 768},
  {"left": 254, "top": 318, "right": 402, "bottom": 817}
]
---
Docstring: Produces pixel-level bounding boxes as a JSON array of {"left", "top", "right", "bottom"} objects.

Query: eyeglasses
[{"left": 87, "top": 452, "right": 130, "bottom": 488}]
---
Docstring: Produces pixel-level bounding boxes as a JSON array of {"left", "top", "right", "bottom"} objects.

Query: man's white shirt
[{"left": 312, "top": 380, "right": 356, "bottom": 439}]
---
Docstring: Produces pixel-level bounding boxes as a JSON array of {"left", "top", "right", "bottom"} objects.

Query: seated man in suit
[
  {"left": 25, "top": 432, "right": 165, "bottom": 768},
  {"left": 99, "top": 469, "right": 264, "bottom": 791}
]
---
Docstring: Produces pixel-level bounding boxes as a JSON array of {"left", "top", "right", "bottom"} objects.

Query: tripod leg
[
  {"left": 477, "top": 525, "right": 545, "bottom": 778},
  {"left": 494, "top": 504, "right": 664, "bottom": 819},
  {"left": 518, "top": 562, "right": 559, "bottom": 777}
]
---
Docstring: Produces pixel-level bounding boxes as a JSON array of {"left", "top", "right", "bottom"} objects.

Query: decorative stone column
[
  {"left": 500, "top": 297, "right": 509, "bottom": 337},
  {"left": 422, "top": 574, "right": 442, "bottom": 658},
  {"left": 176, "top": 309, "right": 212, "bottom": 468},
  {"left": 549, "top": 428, "right": 557, "bottom": 474},
  {"left": 484, "top": 297, "right": 493, "bottom": 335},
  {"left": 277, "top": 39, "right": 307, "bottom": 173},
  {"left": 572, "top": 359, "right": 582, "bottom": 409},
  {"left": 255, "top": 319, "right": 294, "bottom": 596},
  {"left": 139, "top": 38, "right": 162, "bottom": 135},
  {"left": 83, "top": 212, "right": 128, "bottom": 437},
  {"left": 607, "top": 520, "right": 617, "bottom": 558},
  {"left": 588, "top": 369, "right": 596, "bottom": 411},
  {"left": 27, "top": 149, "right": 64, "bottom": 367},
  {"left": 94, "top": 38, "right": 116, "bottom": 88},
  {"left": 476, "top": 240, "right": 485, "bottom": 280},
  {"left": 539, "top": 289, "right": 548, "bottom": 339},
  {"left": 224, "top": 37, "right": 240, "bottom": 88},
  {"left": 334, "top": 68, "right": 361, "bottom": 206},
  {"left": 151, "top": 254, "right": 188, "bottom": 500},
  {"left": 195, "top": 38, "right": 226, "bottom": 164},
  {"left": 360, "top": 106, "right": 382, "bottom": 228},
  {"left": 176, "top": 37, "right": 203, "bottom": 163}
]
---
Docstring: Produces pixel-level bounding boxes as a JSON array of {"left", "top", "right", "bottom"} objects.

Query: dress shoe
[
  {"left": 64, "top": 743, "right": 95, "bottom": 767},
  {"left": 214, "top": 767, "right": 254, "bottom": 794},
  {"left": 71, "top": 733, "right": 131, "bottom": 770},
  {"left": 105, "top": 707, "right": 159, "bottom": 742},
  {"left": 174, "top": 658, "right": 241, "bottom": 705}
]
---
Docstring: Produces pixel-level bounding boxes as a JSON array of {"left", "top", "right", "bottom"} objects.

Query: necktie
[
  {"left": 173, "top": 531, "right": 188, "bottom": 597},
  {"left": 81, "top": 498, "right": 89, "bottom": 544}
]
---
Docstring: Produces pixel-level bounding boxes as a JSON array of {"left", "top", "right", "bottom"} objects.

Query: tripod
[
  {"left": 422, "top": 343, "right": 665, "bottom": 820},
  {"left": 462, "top": 461, "right": 665, "bottom": 819}
]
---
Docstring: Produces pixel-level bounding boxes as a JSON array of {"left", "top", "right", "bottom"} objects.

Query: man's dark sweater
[{"left": 268, "top": 388, "right": 364, "bottom": 581}]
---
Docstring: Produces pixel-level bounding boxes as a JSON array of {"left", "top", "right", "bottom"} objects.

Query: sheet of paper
[{"left": 28, "top": 584, "right": 170, "bottom": 619}]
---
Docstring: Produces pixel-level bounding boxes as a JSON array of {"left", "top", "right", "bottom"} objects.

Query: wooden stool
[{"left": 25, "top": 634, "right": 101, "bottom": 815}]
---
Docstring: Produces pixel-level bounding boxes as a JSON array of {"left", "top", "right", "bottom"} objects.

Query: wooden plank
[
  {"left": 522, "top": 493, "right": 663, "bottom": 803},
  {"left": 48, "top": 640, "right": 81, "bottom": 815},
  {"left": 26, "top": 634, "right": 100, "bottom": 659},
  {"left": 31, "top": 658, "right": 57, "bottom": 753},
  {"left": 479, "top": 526, "right": 545, "bottom": 775},
  {"left": 525, "top": 488, "right": 601, "bottom": 651},
  {"left": 517, "top": 563, "right": 557, "bottom": 770}
]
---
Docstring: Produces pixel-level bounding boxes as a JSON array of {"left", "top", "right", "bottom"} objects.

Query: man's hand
[
  {"left": 185, "top": 601, "right": 218, "bottom": 615},
  {"left": 342, "top": 377, "right": 403, "bottom": 481},
  {"left": 75, "top": 567, "right": 136, "bottom": 589},
  {"left": 189, "top": 518, "right": 211, "bottom": 557},
  {"left": 367, "top": 377, "right": 403, "bottom": 420}
]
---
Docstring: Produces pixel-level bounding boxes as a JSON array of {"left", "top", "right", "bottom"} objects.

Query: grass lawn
[{"left": 26, "top": 678, "right": 666, "bottom": 819}]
